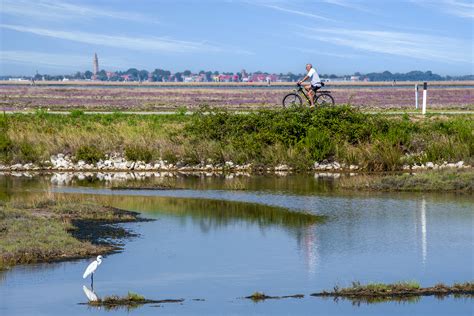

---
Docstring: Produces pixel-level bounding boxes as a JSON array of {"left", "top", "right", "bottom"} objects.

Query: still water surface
[{"left": 0, "top": 173, "right": 472, "bottom": 315}]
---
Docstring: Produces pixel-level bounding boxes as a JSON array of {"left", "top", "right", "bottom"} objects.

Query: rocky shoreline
[{"left": 0, "top": 153, "right": 470, "bottom": 173}]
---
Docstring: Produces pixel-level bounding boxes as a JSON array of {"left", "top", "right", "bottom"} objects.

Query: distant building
[
  {"left": 106, "top": 71, "right": 116, "bottom": 80},
  {"left": 93, "top": 53, "right": 99, "bottom": 80}
]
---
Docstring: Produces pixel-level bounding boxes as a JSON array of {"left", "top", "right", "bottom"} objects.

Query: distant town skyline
[{"left": 1, "top": 0, "right": 473, "bottom": 76}]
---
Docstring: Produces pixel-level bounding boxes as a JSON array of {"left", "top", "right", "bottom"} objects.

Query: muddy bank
[
  {"left": 0, "top": 199, "right": 151, "bottom": 270},
  {"left": 311, "top": 282, "right": 474, "bottom": 303}
]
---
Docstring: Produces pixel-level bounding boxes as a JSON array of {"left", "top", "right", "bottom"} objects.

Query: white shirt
[{"left": 307, "top": 68, "right": 321, "bottom": 86}]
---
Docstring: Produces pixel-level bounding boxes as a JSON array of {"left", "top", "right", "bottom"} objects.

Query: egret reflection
[{"left": 82, "top": 285, "right": 99, "bottom": 302}]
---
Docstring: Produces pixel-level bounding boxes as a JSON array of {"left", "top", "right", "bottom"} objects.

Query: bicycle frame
[{"left": 294, "top": 83, "right": 322, "bottom": 104}]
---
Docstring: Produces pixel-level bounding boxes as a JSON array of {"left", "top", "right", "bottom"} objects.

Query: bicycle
[{"left": 282, "top": 83, "right": 335, "bottom": 108}]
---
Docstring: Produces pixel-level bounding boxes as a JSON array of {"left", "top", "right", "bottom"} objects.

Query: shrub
[
  {"left": 0, "top": 116, "right": 13, "bottom": 163},
  {"left": 0, "top": 135, "right": 13, "bottom": 163},
  {"left": 124, "top": 145, "right": 154, "bottom": 162},
  {"left": 75, "top": 145, "right": 105, "bottom": 164},
  {"left": 302, "top": 127, "right": 334, "bottom": 162},
  {"left": 17, "top": 141, "right": 42, "bottom": 163}
]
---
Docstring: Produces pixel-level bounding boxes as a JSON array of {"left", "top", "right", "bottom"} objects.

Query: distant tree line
[
  {"left": 359, "top": 70, "right": 473, "bottom": 82},
  {"left": 2, "top": 69, "right": 472, "bottom": 82}
]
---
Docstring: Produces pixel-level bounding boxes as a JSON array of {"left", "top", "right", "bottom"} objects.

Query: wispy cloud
[
  {"left": 410, "top": 0, "right": 474, "bottom": 18},
  {"left": 0, "top": 0, "right": 159, "bottom": 23},
  {"left": 296, "top": 48, "right": 361, "bottom": 59},
  {"left": 298, "top": 26, "right": 473, "bottom": 63},
  {"left": 0, "top": 24, "right": 251, "bottom": 55},
  {"left": 246, "top": 1, "right": 334, "bottom": 21},
  {"left": 320, "top": 0, "right": 371, "bottom": 12}
]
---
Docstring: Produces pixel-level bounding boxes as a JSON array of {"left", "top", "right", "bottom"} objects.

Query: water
[{"left": 0, "top": 173, "right": 473, "bottom": 315}]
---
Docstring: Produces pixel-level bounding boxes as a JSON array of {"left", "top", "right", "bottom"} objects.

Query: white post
[
  {"left": 422, "top": 82, "right": 427, "bottom": 115},
  {"left": 415, "top": 84, "right": 419, "bottom": 109}
]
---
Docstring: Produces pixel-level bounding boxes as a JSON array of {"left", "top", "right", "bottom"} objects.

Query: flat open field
[{"left": 1, "top": 84, "right": 473, "bottom": 111}]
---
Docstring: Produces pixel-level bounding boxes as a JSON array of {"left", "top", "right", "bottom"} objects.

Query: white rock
[
  {"left": 426, "top": 162, "right": 434, "bottom": 169},
  {"left": 456, "top": 161, "right": 464, "bottom": 168}
]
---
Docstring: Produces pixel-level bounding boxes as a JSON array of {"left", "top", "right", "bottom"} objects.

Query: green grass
[
  {"left": 339, "top": 169, "right": 474, "bottom": 192},
  {"left": 312, "top": 281, "right": 474, "bottom": 304},
  {"left": 0, "top": 197, "right": 140, "bottom": 270},
  {"left": 1, "top": 107, "right": 472, "bottom": 171}
]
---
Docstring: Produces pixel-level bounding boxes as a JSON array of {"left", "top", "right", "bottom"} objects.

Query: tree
[
  {"left": 138, "top": 69, "right": 149, "bottom": 81},
  {"left": 174, "top": 72, "right": 183, "bottom": 82},
  {"left": 97, "top": 70, "right": 107, "bottom": 81},
  {"left": 126, "top": 68, "right": 139, "bottom": 81}
]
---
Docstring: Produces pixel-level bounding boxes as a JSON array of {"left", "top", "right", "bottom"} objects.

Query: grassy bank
[
  {"left": 311, "top": 281, "right": 474, "bottom": 304},
  {"left": 338, "top": 169, "right": 474, "bottom": 192},
  {"left": 85, "top": 292, "right": 184, "bottom": 310},
  {"left": 1, "top": 107, "right": 472, "bottom": 171},
  {"left": 0, "top": 197, "right": 145, "bottom": 270}
]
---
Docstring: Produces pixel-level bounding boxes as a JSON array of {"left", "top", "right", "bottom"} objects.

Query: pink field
[{"left": 0, "top": 85, "right": 472, "bottom": 111}]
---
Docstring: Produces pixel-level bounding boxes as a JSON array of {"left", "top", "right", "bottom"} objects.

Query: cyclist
[{"left": 297, "top": 63, "right": 322, "bottom": 108}]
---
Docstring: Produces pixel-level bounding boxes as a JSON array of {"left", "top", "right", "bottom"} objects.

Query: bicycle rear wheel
[
  {"left": 315, "top": 94, "right": 335, "bottom": 106},
  {"left": 282, "top": 93, "right": 303, "bottom": 108}
]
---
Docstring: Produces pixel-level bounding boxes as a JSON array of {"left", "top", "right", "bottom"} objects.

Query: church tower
[{"left": 93, "top": 53, "right": 99, "bottom": 80}]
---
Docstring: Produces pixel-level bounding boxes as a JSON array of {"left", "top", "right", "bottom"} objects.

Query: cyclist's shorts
[{"left": 311, "top": 83, "right": 322, "bottom": 91}]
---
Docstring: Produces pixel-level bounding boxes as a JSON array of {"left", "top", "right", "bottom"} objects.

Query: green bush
[
  {"left": 0, "top": 135, "right": 13, "bottom": 163},
  {"left": 75, "top": 145, "right": 105, "bottom": 164},
  {"left": 124, "top": 145, "right": 154, "bottom": 162},
  {"left": 0, "top": 116, "right": 13, "bottom": 163},
  {"left": 17, "top": 141, "right": 42, "bottom": 163},
  {"left": 302, "top": 127, "right": 334, "bottom": 162}
]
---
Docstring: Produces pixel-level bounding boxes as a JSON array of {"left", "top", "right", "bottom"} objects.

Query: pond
[{"left": 0, "top": 173, "right": 472, "bottom": 315}]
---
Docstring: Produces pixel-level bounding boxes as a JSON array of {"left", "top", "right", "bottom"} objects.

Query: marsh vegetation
[
  {"left": 0, "top": 196, "right": 147, "bottom": 270},
  {"left": 1, "top": 107, "right": 472, "bottom": 172}
]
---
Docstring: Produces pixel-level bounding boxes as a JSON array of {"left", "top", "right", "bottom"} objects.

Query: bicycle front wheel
[
  {"left": 282, "top": 93, "right": 303, "bottom": 108},
  {"left": 315, "top": 94, "right": 335, "bottom": 106}
]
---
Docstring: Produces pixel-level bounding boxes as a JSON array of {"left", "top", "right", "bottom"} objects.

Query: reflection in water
[
  {"left": 415, "top": 198, "right": 428, "bottom": 266},
  {"left": 26, "top": 193, "right": 325, "bottom": 232},
  {"left": 83, "top": 285, "right": 98, "bottom": 302},
  {"left": 301, "top": 224, "right": 319, "bottom": 277},
  {"left": 327, "top": 295, "right": 422, "bottom": 306},
  {"left": 420, "top": 198, "right": 427, "bottom": 265}
]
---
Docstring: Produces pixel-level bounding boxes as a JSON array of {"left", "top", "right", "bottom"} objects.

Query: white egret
[{"left": 83, "top": 255, "right": 102, "bottom": 289}]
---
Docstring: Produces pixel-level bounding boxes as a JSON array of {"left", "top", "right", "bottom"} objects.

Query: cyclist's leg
[{"left": 309, "top": 84, "right": 320, "bottom": 107}]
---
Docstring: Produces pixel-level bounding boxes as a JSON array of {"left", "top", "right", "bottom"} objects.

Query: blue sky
[{"left": 1, "top": 0, "right": 473, "bottom": 75}]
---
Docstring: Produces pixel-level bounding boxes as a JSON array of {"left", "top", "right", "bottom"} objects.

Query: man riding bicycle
[{"left": 297, "top": 63, "right": 322, "bottom": 108}]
